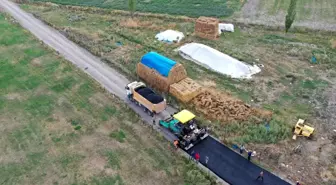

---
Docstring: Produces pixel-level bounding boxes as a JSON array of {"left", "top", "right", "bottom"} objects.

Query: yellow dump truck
[{"left": 125, "top": 81, "right": 166, "bottom": 116}]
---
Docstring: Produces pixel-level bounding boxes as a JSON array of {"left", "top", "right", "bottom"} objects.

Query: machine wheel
[
  {"left": 143, "top": 107, "right": 148, "bottom": 113},
  {"left": 308, "top": 133, "right": 315, "bottom": 140}
]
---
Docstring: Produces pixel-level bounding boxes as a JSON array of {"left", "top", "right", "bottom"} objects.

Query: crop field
[
  {"left": 0, "top": 13, "right": 216, "bottom": 185},
  {"left": 30, "top": 0, "right": 245, "bottom": 17},
  {"left": 260, "top": 0, "right": 336, "bottom": 22},
  {"left": 238, "top": 0, "right": 336, "bottom": 31},
  {"left": 20, "top": 4, "right": 336, "bottom": 184}
]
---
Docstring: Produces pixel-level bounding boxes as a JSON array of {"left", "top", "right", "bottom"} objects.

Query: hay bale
[
  {"left": 169, "top": 78, "right": 203, "bottom": 103},
  {"left": 195, "top": 17, "right": 219, "bottom": 40},
  {"left": 167, "top": 63, "right": 187, "bottom": 84},
  {"left": 136, "top": 60, "right": 187, "bottom": 92},
  {"left": 137, "top": 63, "right": 170, "bottom": 92}
]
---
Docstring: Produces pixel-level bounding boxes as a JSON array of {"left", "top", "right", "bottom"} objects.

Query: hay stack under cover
[
  {"left": 137, "top": 52, "right": 187, "bottom": 92},
  {"left": 169, "top": 78, "right": 203, "bottom": 103}
]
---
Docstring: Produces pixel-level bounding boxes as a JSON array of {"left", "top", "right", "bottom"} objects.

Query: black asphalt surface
[{"left": 187, "top": 137, "right": 291, "bottom": 185}]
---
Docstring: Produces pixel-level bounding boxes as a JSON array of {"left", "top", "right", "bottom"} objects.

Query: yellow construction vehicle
[{"left": 292, "top": 119, "right": 315, "bottom": 140}]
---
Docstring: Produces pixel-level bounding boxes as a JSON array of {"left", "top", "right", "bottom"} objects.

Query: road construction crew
[
  {"left": 173, "top": 140, "right": 179, "bottom": 149},
  {"left": 256, "top": 171, "right": 264, "bottom": 181},
  {"left": 195, "top": 152, "right": 200, "bottom": 162}
]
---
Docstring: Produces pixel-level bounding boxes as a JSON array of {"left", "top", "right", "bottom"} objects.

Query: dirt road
[{"left": 0, "top": 1, "right": 291, "bottom": 184}]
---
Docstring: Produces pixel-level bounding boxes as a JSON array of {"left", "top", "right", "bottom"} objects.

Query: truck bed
[{"left": 135, "top": 86, "right": 164, "bottom": 104}]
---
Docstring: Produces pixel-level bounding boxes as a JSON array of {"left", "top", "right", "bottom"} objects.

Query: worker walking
[
  {"left": 247, "top": 151, "right": 252, "bottom": 161},
  {"left": 256, "top": 171, "right": 264, "bottom": 181}
]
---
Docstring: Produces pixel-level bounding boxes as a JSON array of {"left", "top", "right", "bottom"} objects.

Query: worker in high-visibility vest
[{"left": 173, "top": 140, "right": 179, "bottom": 149}]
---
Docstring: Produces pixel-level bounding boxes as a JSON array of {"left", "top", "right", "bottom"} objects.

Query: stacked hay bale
[
  {"left": 169, "top": 78, "right": 203, "bottom": 103},
  {"left": 137, "top": 52, "right": 187, "bottom": 92},
  {"left": 195, "top": 17, "right": 219, "bottom": 40}
]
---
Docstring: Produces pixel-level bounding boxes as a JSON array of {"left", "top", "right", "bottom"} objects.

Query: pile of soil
[{"left": 192, "top": 89, "right": 272, "bottom": 122}]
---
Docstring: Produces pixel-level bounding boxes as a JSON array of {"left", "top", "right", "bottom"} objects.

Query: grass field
[
  {"left": 0, "top": 13, "right": 216, "bottom": 185},
  {"left": 31, "top": 0, "right": 245, "bottom": 17}
]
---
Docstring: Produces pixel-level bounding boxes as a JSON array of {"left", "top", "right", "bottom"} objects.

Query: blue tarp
[{"left": 141, "top": 52, "right": 176, "bottom": 77}]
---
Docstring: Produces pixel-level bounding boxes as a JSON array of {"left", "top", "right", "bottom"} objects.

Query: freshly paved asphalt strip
[
  {"left": 187, "top": 137, "right": 291, "bottom": 185},
  {"left": 0, "top": 1, "right": 291, "bottom": 184}
]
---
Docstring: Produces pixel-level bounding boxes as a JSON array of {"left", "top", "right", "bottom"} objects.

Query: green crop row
[{"left": 31, "top": 0, "right": 244, "bottom": 17}]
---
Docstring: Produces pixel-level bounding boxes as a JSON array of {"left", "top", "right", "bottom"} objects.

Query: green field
[
  {"left": 0, "top": 13, "right": 216, "bottom": 185},
  {"left": 31, "top": 0, "right": 244, "bottom": 17}
]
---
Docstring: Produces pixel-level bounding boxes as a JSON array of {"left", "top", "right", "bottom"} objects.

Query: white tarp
[
  {"left": 178, "top": 43, "right": 261, "bottom": 79},
  {"left": 155, "top": 30, "right": 184, "bottom": 43},
  {"left": 219, "top": 23, "right": 234, "bottom": 33}
]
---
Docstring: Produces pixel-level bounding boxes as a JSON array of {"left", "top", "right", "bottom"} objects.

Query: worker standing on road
[
  {"left": 195, "top": 152, "right": 200, "bottom": 162},
  {"left": 256, "top": 171, "right": 264, "bottom": 181},
  {"left": 296, "top": 181, "right": 301, "bottom": 185},
  {"left": 173, "top": 140, "right": 179, "bottom": 150},
  {"left": 205, "top": 156, "right": 209, "bottom": 166},
  {"left": 247, "top": 151, "right": 252, "bottom": 161}
]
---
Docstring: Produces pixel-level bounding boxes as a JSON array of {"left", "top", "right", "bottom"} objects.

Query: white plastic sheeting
[
  {"left": 155, "top": 30, "right": 184, "bottom": 43},
  {"left": 178, "top": 43, "right": 261, "bottom": 79},
  {"left": 219, "top": 23, "right": 234, "bottom": 33}
]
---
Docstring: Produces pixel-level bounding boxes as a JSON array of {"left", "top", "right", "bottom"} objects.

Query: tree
[
  {"left": 285, "top": 0, "right": 298, "bottom": 32},
  {"left": 128, "top": 0, "right": 136, "bottom": 17}
]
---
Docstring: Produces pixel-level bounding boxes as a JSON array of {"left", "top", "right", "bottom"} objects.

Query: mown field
[
  {"left": 0, "top": 13, "right": 216, "bottom": 185},
  {"left": 20, "top": 4, "right": 336, "bottom": 184},
  {"left": 30, "top": 0, "right": 245, "bottom": 17},
  {"left": 238, "top": 0, "right": 336, "bottom": 31},
  {"left": 260, "top": 0, "right": 336, "bottom": 22}
]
